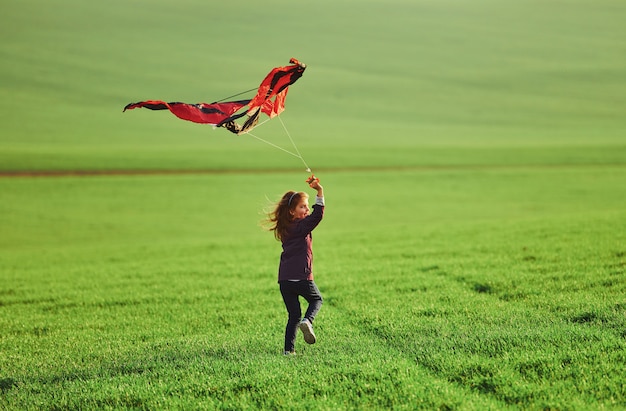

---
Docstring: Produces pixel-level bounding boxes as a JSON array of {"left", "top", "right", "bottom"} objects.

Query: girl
[{"left": 267, "top": 175, "right": 325, "bottom": 355}]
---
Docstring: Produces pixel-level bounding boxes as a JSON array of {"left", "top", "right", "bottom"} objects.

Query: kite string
[
  {"left": 213, "top": 87, "right": 258, "bottom": 103},
  {"left": 277, "top": 116, "right": 311, "bottom": 172},
  {"left": 246, "top": 131, "right": 301, "bottom": 159},
  {"left": 245, "top": 116, "right": 311, "bottom": 172},
  {"left": 219, "top": 88, "right": 310, "bottom": 171}
]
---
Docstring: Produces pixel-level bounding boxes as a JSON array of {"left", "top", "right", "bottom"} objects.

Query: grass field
[
  {"left": 1, "top": 0, "right": 625, "bottom": 172},
  {"left": 2, "top": 0, "right": 626, "bottom": 409}
]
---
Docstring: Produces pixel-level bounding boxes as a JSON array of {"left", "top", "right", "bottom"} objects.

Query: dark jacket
[{"left": 278, "top": 203, "right": 324, "bottom": 282}]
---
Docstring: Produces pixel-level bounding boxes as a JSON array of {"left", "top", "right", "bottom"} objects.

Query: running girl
[{"left": 267, "top": 175, "right": 325, "bottom": 355}]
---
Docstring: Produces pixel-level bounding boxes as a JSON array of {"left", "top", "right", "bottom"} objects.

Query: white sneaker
[{"left": 299, "top": 319, "right": 316, "bottom": 344}]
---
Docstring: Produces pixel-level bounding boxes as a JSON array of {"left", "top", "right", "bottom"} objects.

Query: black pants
[{"left": 279, "top": 280, "right": 323, "bottom": 352}]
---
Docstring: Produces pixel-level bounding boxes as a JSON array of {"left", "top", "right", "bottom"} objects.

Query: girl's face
[{"left": 291, "top": 197, "right": 310, "bottom": 220}]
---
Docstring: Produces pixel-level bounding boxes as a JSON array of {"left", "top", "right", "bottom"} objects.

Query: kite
[{"left": 123, "top": 58, "right": 306, "bottom": 136}]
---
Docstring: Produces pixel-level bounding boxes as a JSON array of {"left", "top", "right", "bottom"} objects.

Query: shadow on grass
[
  {"left": 6, "top": 341, "right": 257, "bottom": 391},
  {"left": 2, "top": 341, "right": 291, "bottom": 409},
  {"left": 0, "top": 378, "right": 18, "bottom": 391}
]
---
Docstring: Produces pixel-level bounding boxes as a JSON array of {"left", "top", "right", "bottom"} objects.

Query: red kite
[{"left": 123, "top": 58, "right": 306, "bottom": 135}]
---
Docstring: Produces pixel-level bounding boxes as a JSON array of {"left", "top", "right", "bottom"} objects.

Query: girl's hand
[{"left": 306, "top": 175, "right": 323, "bottom": 191}]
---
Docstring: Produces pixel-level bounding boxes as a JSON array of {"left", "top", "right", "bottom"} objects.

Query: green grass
[
  {"left": 2, "top": 168, "right": 625, "bottom": 409},
  {"left": 2, "top": 0, "right": 626, "bottom": 409},
  {"left": 1, "top": 0, "right": 625, "bottom": 171}
]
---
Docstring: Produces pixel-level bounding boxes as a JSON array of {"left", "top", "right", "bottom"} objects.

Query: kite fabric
[{"left": 123, "top": 58, "right": 306, "bottom": 135}]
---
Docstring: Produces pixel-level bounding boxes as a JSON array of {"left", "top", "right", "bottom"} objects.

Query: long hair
[{"left": 266, "top": 191, "right": 308, "bottom": 241}]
